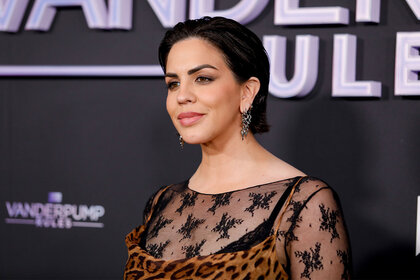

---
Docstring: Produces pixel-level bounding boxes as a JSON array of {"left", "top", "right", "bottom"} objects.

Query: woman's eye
[
  {"left": 167, "top": 81, "right": 180, "bottom": 90},
  {"left": 196, "top": 76, "right": 212, "bottom": 83}
]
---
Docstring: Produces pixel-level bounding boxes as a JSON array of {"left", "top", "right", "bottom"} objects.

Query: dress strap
[
  {"left": 274, "top": 176, "right": 305, "bottom": 234},
  {"left": 144, "top": 184, "right": 172, "bottom": 225}
]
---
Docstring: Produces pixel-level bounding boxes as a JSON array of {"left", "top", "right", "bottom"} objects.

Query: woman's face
[{"left": 165, "top": 38, "right": 244, "bottom": 145}]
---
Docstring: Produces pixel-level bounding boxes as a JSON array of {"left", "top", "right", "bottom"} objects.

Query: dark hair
[{"left": 158, "top": 16, "right": 270, "bottom": 134}]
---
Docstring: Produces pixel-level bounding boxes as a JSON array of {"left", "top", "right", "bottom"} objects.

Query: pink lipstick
[{"left": 177, "top": 112, "right": 205, "bottom": 126}]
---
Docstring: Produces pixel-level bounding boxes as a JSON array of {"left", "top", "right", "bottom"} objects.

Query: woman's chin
[
  {"left": 182, "top": 138, "right": 205, "bottom": 145},
  {"left": 181, "top": 134, "right": 212, "bottom": 145}
]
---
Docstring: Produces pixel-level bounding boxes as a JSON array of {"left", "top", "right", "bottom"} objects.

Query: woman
[{"left": 125, "top": 17, "right": 350, "bottom": 279}]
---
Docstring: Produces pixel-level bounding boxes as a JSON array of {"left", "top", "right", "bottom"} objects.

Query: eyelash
[
  {"left": 166, "top": 76, "right": 214, "bottom": 90},
  {"left": 196, "top": 76, "right": 213, "bottom": 83},
  {"left": 167, "top": 81, "right": 180, "bottom": 90}
]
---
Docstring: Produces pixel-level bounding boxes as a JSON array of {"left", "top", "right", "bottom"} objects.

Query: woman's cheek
[{"left": 166, "top": 96, "right": 176, "bottom": 119}]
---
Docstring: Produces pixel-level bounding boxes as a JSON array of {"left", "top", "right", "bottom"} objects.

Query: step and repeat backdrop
[{"left": 1, "top": 0, "right": 419, "bottom": 279}]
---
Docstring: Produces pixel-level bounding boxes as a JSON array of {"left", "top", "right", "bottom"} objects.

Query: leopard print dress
[{"left": 125, "top": 176, "right": 351, "bottom": 279}]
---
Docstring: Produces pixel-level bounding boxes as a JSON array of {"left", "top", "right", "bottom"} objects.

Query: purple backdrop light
[{"left": 48, "top": 192, "right": 62, "bottom": 203}]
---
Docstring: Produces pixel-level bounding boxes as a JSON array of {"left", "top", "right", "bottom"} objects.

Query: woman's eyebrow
[
  {"left": 165, "top": 64, "right": 218, "bottom": 78},
  {"left": 165, "top": 73, "right": 178, "bottom": 78},
  {"left": 187, "top": 64, "right": 218, "bottom": 75}
]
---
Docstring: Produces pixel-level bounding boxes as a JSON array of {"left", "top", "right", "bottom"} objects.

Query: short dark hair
[{"left": 158, "top": 16, "right": 270, "bottom": 134}]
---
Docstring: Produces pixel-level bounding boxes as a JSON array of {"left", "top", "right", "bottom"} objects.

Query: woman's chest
[{"left": 143, "top": 187, "right": 286, "bottom": 259}]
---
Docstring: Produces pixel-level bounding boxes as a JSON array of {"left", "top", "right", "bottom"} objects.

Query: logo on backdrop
[
  {"left": 4, "top": 192, "right": 105, "bottom": 229},
  {"left": 0, "top": 0, "right": 419, "bottom": 96}
]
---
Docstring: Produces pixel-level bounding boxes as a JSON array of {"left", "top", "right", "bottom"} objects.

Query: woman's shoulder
[
  {"left": 280, "top": 176, "right": 344, "bottom": 234},
  {"left": 288, "top": 176, "right": 344, "bottom": 216},
  {"left": 265, "top": 157, "right": 330, "bottom": 195},
  {"left": 245, "top": 174, "right": 333, "bottom": 204},
  {"left": 142, "top": 182, "right": 186, "bottom": 223},
  {"left": 289, "top": 175, "right": 334, "bottom": 201},
  {"left": 298, "top": 176, "right": 330, "bottom": 189}
]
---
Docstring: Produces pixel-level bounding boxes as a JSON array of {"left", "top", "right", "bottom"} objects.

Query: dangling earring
[
  {"left": 241, "top": 105, "right": 252, "bottom": 140},
  {"left": 177, "top": 133, "right": 184, "bottom": 149}
]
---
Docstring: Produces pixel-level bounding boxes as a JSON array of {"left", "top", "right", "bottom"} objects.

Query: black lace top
[{"left": 139, "top": 176, "right": 351, "bottom": 279}]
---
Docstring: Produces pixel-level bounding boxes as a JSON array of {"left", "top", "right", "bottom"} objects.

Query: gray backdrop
[{"left": 1, "top": 0, "right": 419, "bottom": 279}]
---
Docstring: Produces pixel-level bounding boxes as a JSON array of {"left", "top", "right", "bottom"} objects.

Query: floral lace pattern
[{"left": 139, "top": 176, "right": 351, "bottom": 279}]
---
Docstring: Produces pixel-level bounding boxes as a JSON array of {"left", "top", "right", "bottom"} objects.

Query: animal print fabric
[{"left": 125, "top": 176, "right": 351, "bottom": 279}]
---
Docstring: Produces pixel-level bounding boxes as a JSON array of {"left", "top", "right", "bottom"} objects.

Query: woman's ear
[{"left": 240, "top": 77, "right": 260, "bottom": 113}]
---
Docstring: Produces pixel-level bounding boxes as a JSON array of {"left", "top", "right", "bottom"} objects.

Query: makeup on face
[
  {"left": 177, "top": 111, "right": 205, "bottom": 126},
  {"left": 165, "top": 38, "right": 243, "bottom": 144}
]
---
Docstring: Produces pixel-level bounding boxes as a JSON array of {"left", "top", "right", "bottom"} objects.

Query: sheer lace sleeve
[
  {"left": 278, "top": 178, "right": 351, "bottom": 280},
  {"left": 142, "top": 185, "right": 171, "bottom": 224}
]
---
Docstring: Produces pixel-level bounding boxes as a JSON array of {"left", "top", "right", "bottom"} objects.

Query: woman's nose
[{"left": 177, "top": 83, "right": 196, "bottom": 104}]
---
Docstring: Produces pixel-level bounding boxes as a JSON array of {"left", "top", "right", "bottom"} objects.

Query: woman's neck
[{"left": 188, "top": 133, "right": 279, "bottom": 194}]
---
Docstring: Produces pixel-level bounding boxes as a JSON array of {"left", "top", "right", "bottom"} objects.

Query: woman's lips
[{"left": 177, "top": 112, "right": 205, "bottom": 126}]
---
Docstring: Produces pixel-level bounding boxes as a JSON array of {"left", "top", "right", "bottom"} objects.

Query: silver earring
[
  {"left": 178, "top": 133, "right": 184, "bottom": 149},
  {"left": 241, "top": 106, "right": 252, "bottom": 140}
]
